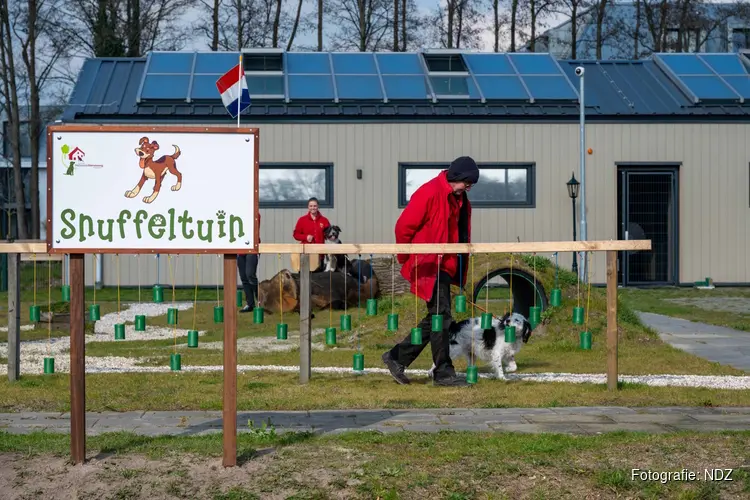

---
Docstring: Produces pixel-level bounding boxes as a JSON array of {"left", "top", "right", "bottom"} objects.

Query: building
[
  {"left": 56, "top": 48, "right": 750, "bottom": 288},
  {"left": 530, "top": 1, "right": 750, "bottom": 60}
]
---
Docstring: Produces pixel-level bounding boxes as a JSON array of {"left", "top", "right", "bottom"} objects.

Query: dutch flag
[{"left": 216, "top": 61, "right": 251, "bottom": 119}]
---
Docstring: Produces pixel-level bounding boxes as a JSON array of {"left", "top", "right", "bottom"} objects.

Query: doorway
[{"left": 617, "top": 165, "right": 679, "bottom": 286}]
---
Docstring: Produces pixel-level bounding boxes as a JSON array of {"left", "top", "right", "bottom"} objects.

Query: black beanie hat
[{"left": 446, "top": 156, "right": 480, "bottom": 184}]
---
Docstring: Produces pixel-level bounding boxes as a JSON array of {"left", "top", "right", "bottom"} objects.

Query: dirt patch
[{"left": 0, "top": 445, "right": 365, "bottom": 500}]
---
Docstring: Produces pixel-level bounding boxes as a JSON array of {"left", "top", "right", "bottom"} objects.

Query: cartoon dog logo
[{"left": 125, "top": 137, "right": 183, "bottom": 204}]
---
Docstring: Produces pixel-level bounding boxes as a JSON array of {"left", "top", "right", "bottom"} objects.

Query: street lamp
[{"left": 566, "top": 172, "right": 580, "bottom": 274}]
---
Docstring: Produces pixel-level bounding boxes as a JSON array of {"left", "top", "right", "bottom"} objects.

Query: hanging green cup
[
  {"left": 43, "top": 357, "right": 55, "bottom": 374},
  {"left": 325, "top": 327, "right": 337, "bottom": 345},
  {"left": 253, "top": 307, "right": 264, "bottom": 324},
  {"left": 236, "top": 290, "right": 243, "bottom": 307},
  {"left": 167, "top": 307, "right": 179, "bottom": 325},
  {"left": 135, "top": 315, "right": 146, "bottom": 331},
  {"left": 213, "top": 305, "right": 224, "bottom": 323},
  {"left": 29, "top": 305, "right": 41, "bottom": 322},
  {"left": 276, "top": 323, "right": 288, "bottom": 340},
  {"left": 580, "top": 331, "right": 592, "bottom": 350},
  {"left": 340, "top": 314, "right": 352, "bottom": 331},
  {"left": 455, "top": 294, "right": 467, "bottom": 313},
  {"left": 89, "top": 304, "right": 100, "bottom": 321},
  {"left": 504, "top": 325, "right": 516, "bottom": 343},
  {"left": 387, "top": 313, "right": 399, "bottom": 331},
  {"left": 431, "top": 314, "right": 443, "bottom": 332},
  {"left": 466, "top": 365, "right": 478, "bottom": 384},
  {"left": 170, "top": 353, "right": 181, "bottom": 371},
  {"left": 352, "top": 352, "right": 364, "bottom": 371},
  {"left": 480, "top": 312, "right": 493, "bottom": 329},
  {"left": 572, "top": 306, "right": 584, "bottom": 325},
  {"left": 152, "top": 285, "right": 164, "bottom": 303},
  {"left": 188, "top": 330, "right": 199, "bottom": 348},
  {"left": 61, "top": 285, "right": 71, "bottom": 302},
  {"left": 410, "top": 327, "right": 422, "bottom": 345},
  {"left": 550, "top": 288, "right": 562, "bottom": 307},
  {"left": 529, "top": 306, "right": 541, "bottom": 326},
  {"left": 366, "top": 298, "right": 378, "bottom": 316},
  {"left": 114, "top": 323, "right": 125, "bottom": 340}
]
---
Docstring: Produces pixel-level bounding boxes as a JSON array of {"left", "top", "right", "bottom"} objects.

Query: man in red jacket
[
  {"left": 293, "top": 197, "right": 331, "bottom": 270},
  {"left": 382, "top": 156, "right": 479, "bottom": 387}
]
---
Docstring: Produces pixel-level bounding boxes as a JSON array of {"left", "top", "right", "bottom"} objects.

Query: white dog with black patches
[{"left": 428, "top": 312, "right": 533, "bottom": 380}]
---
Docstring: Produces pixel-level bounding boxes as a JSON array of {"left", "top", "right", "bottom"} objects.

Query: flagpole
[{"left": 237, "top": 53, "right": 242, "bottom": 128}]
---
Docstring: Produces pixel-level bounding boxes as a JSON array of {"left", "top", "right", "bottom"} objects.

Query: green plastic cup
[
  {"left": 61, "top": 285, "right": 71, "bottom": 302},
  {"left": 253, "top": 307, "right": 264, "bottom": 324},
  {"left": 466, "top": 365, "right": 478, "bottom": 384},
  {"left": 43, "top": 357, "right": 55, "bottom": 374},
  {"left": 167, "top": 307, "right": 178, "bottom": 325},
  {"left": 152, "top": 285, "right": 164, "bottom": 303},
  {"left": 29, "top": 305, "right": 41, "bottom": 322},
  {"left": 366, "top": 298, "right": 378, "bottom": 316},
  {"left": 170, "top": 353, "right": 181, "bottom": 371},
  {"left": 89, "top": 304, "right": 100, "bottom": 321},
  {"left": 580, "top": 331, "right": 592, "bottom": 350},
  {"left": 340, "top": 314, "right": 352, "bottom": 331},
  {"left": 325, "top": 327, "right": 337, "bottom": 345},
  {"left": 188, "top": 330, "right": 199, "bottom": 348},
  {"left": 352, "top": 352, "right": 364, "bottom": 371},
  {"left": 480, "top": 312, "right": 493, "bottom": 329},
  {"left": 455, "top": 294, "right": 467, "bottom": 313},
  {"left": 550, "top": 288, "right": 562, "bottom": 307},
  {"left": 387, "top": 313, "right": 399, "bottom": 331},
  {"left": 276, "top": 323, "right": 288, "bottom": 340},
  {"left": 504, "top": 325, "right": 516, "bottom": 343},
  {"left": 410, "top": 327, "right": 422, "bottom": 345},
  {"left": 114, "top": 323, "right": 125, "bottom": 340},
  {"left": 431, "top": 314, "right": 443, "bottom": 332},
  {"left": 214, "top": 306, "right": 224, "bottom": 323},
  {"left": 135, "top": 315, "right": 146, "bottom": 331},
  {"left": 572, "top": 306, "right": 584, "bottom": 325}
]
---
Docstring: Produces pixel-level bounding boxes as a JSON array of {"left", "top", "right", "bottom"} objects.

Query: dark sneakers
[
  {"left": 239, "top": 305, "right": 252, "bottom": 313},
  {"left": 433, "top": 374, "right": 470, "bottom": 387},
  {"left": 381, "top": 352, "right": 411, "bottom": 385}
]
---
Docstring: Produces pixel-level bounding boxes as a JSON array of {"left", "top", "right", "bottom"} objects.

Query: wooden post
[
  {"left": 223, "top": 254, "right": 237, "bottom": 468},
  {"left": 606, "top": 250, "right": 618, "bottom": 391},
  {"left": 7, "top": 253, "right": 20, "bottom": 382},
  {"left": 70, "top": 253, "right": 86, "bottom": 464},
  {"left": 299, "top": 254, "right": 311, "bottom": 384}
]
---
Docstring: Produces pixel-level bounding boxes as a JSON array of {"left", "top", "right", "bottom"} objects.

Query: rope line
[
  {"left": 93, "top": 254, "right": 97, "bottom": 305},
  {"left": 533, "top": 253, "right": 536, "bottom": 308},
  {"left": 329, "top": 267, "right": 332, "bottom": 328},
  {"left": 169, "top": 255, "right": 176, "bottom": 353},
  {"left": 510, "top": 253, "right": 514, "bottom": 314},
  {"left": 391, "top": 255, "right": 395, "bottom": 316},
  {"left": 554, "top": 252, "right": 559, "bottom": 288},
  {"left": 577, "top": 252, "right": 581, "bottom": 308},
  {"left": 585, "top": 252, "right": 592, "bottom": 329},
  {"left": 193, "top": 255, "right": 199, "bottom": 331},
  {"left": 485, "top": 256, "right": 490, "bottom": 313},
  {"left": 33, "top": 253, "right": 36, "bottom": 306},
  {"left": 116, "top": 254, "right": 121, "bottom": 324},
  {"left": 470, "top": 253, "right": 475, "bottom": 365},
  {"left": 216, "top": 255, "right": 220, "bottom": 307},
  {"left": 369, "top": 254, "right": 373, "bottom": 299},
  {"left": 436, "top": 254, "right": 442, "bottom": 318},
  {"left": 137, "top": 254, "right": 141, "bottom": 303},
  {"left": 357, "top": 256, "right": 361, "bottom": 351},
  {"left": 47, "top": 258, "right": 51, "bottom": 357},
  {"left": 414, "top": 255, "right": 418, "bottom": 328},
  {"left": 278, "top": 254, "right": 283, "bottom": 324}
]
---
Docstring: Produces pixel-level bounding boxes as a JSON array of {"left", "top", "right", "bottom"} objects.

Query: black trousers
[
  {"left": 389, "top": 271, "right": 456, "bottom": 379},
  {"left": 237, "top": 254, "right": 259, "bottom": 308}
]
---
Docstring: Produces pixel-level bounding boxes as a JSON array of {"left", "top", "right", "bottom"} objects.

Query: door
[{"left": 617, "top": 166, "right": 679, "bottom": 286}]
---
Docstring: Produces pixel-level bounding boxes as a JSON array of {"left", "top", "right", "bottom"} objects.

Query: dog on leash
[
  {"left": 322, "top": 225, "right": 346, "bottom": 272},
  {"left": 428, "top": 312, "right": 533, "bottom": 380}
]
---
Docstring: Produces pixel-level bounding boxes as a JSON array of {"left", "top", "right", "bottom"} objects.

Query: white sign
[{"left": 47, "top": 126, "right": 259, "bottom": 253}]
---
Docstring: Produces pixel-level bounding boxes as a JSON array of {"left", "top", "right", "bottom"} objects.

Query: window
[
  {"left": 2, "top": 121, "right": 32, "bottom": 159},
  {"left": 664, "top": 28, "right": 702, "bottom": 52},
  {"left": 732, "top": 28, "right": 750, "bottom": 52},
  {"left": 398, "top": 163, "right": 535, "bottom": 208},
  {"left": 259, "top": 163, "right": 333, "bottom": 208}
]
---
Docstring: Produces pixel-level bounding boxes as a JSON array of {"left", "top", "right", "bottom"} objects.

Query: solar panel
[
  {"left": 654, "top": 53, "right": 746, "bottom": 102},
  {"left": 194, "top": 52, "right": 240, "bottom": 73},
  {"left": 286, "top": 52, "right": 331, "bottom": 73},
  {"left": 508, "top": 53, "right": 562, "bottom": 75},
  {"left": 381, "top": 75, "right": 430, "bottom": 99},
  {"left": 463, "top": 54, "right": 515, "bottom": 75},
  {"left": 474, "top": 75, "right": 527, "bottom": 100},
  {"left": 141, "top": 74, "right": 190, "bottom": 100},
  {"left": 335, "top": 75, "right": 382, "bottom": 99},
  {"left": 287, "top": 74, "right": 334, "bottom": 99},
  {"left": 523, "top": 75, "right": 578, "bottom": 100},
  {"left": 148, "top": 52, "right": 195, "bottom": 73},
  {"left": 430, "top": 75, "right": 480, "bottom": 98},
  {"left": 375, "top": 53, "right": 424, "bottom": 74},
  {"left": 332, "top": 53, "right": 377, "bottom": 74}
]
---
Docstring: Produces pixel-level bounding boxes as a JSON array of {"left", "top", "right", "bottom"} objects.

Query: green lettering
[
  {"left": 97, "top": 219, "right": 115, "bottom": 242},
  {"left": 168, "top": 208, "right": 177, "bottom": 241},
  {"left": 60, "top": 209, "right": 76, "bottom": 240},
  {"left": 148, "top": 214, "right": 166, "bottom": 239},
  {"left": 116, "top": 210, "right": 131, "bottom": 239},
  {"left": 197, "top": 220, "right": 213, "bottom": 242},
  {"left": 79, "top": 214, "right": 94, "bottom": 242},
  {"left": 178, "top": 210, "right": 194, "bottom": 239},
  {"left": 229, "top": 215, "right": 245, "bottom": 243},
  {"left": 134, "top": 210, "right": 148, "bottom": 239}
]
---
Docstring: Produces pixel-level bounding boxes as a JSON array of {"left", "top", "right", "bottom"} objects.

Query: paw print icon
[{"left": 216, "top": 210, "right": 226, "bottom": 220}]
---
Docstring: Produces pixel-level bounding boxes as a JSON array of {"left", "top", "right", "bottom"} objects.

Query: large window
[
  {"left": 732, "top": 28, "right": 750, "bottom": 52},
  {"left": 259, "top": 163, "right": 334, "bottom": 208},
  {"left": 398, "top": 163, "right": 535, "bottom": 208}
]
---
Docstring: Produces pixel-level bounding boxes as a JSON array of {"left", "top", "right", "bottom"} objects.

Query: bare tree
[
  {"left": 524, "top": 0, "right": 559, "bottom": 51},
  {"left": 552, "top": 0, "right": 589, "bottom": 58},
  {"left": 0, "top": 0, "right": 28, "bottom": 239},
  {"left": 326, "top": 0, "right": 391, "bottom": 51},
  {"left": 430, "top": 0, "right": 487, "bottom": 49}
]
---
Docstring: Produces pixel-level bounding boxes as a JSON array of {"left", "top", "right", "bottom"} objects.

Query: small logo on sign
[{"left": 60, "top": 144, "right": 103, "bottom": 175}]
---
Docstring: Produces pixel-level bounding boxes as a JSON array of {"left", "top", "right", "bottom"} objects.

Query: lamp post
[{"left": 567, "top": 172, "right": 580, "bottom": 274}]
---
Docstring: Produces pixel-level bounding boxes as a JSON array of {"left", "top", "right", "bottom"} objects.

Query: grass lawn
[
  {"left": 620, "top": 286, "right": 750, "bottom": 332},
  {"left": 2, "top": 255, "right": 749, "bottom": 412},
  {"left": 1, "top": 430, "right": 749, "bottom": 499}
]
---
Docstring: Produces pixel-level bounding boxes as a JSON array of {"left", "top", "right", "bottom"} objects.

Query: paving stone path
[
  {"left": 3, "top": 407, "right": 750, "bottom": 436},
  {"left": 637, "top": 312, "right": 750, "bottom": 372}
]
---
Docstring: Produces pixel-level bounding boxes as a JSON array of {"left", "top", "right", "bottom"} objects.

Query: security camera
[{"left": 575, "top": 66, "right": 585, "bottom": 77}]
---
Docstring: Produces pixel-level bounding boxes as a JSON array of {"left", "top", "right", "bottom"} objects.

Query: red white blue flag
[{"left": 216, "top": 61, "right": 251, "bottom": 119}]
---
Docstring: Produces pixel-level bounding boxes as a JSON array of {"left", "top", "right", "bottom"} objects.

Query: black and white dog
[
  {"left": 428, "top": 312, "right": 533, "bottom": 380},
  {"left": 322, "top": 225, "right": 346, "bottom": 272}
]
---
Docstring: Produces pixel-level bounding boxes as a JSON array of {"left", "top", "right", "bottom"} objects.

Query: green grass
[
  {"left": 2, "top": 430, "right": 749, "bottom": 499},
  {"left": 620, "top": 286, "right": 750, "bottom": 332}
]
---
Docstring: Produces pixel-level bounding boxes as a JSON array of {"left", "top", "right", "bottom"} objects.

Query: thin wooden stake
[
  {"left": 70, "top": 254, "right": 86, "bottom": 464},
  {"left": 606, "top": 250, "right": 618, "bottom": 391},
  {"left": 223, "top": 254, "right": 237, "bottom": 467}
]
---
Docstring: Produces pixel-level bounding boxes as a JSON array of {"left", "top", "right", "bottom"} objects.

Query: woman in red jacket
[
  {"left": 381, "top": 156, "right": 479, "bottom": 387},
  {"left": 293, "top": 197, "right": 330, "bottom": 270}
]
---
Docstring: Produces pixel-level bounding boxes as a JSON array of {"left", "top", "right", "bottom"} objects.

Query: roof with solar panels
[{"left": 61, "top": 49, "right": 750, "bottom": 122}]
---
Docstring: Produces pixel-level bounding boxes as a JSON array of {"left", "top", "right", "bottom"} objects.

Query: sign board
[{"left": 46, "top": 125, "right": 259, "bottom": 254}]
